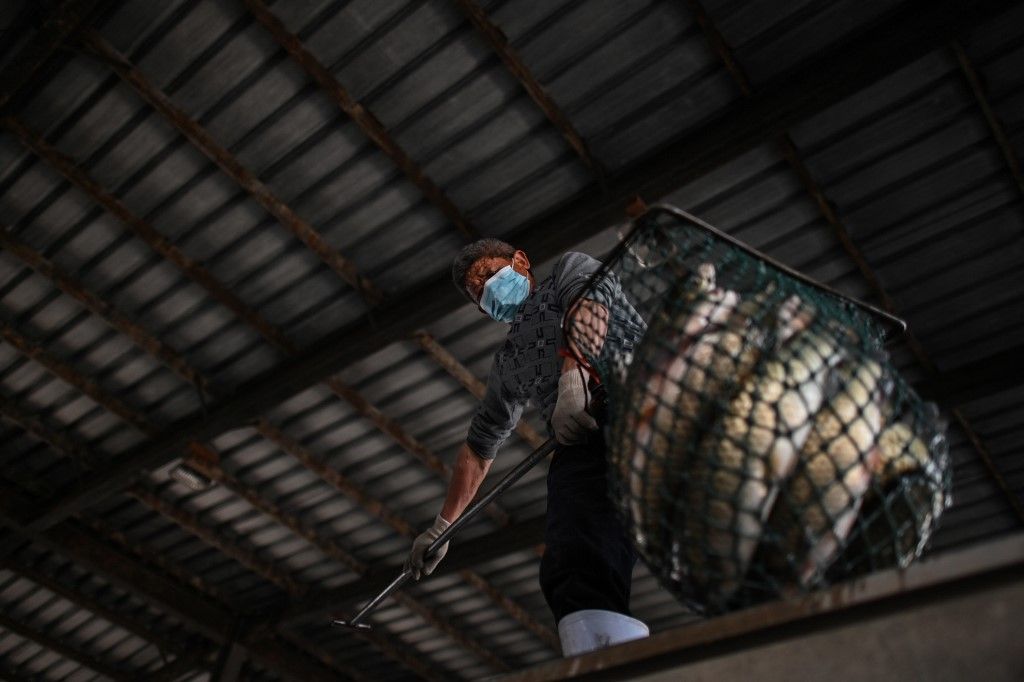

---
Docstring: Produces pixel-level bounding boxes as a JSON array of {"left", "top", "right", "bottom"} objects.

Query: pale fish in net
[
  {"left": 865, "top": 409, "right": 950, "bottom": 568},
  {"left": 671, "top": 300, "right": 841, "bottom": 605},
  {"left": 612, "top": 265, "right": 752, "bottom": 555},
  {"left": 767, "top": 357, "right": 888, "bottom": 587}
]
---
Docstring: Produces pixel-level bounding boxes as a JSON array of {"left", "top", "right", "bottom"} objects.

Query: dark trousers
[{"left": 539, "top": 436, "right": 638, "bottom": 622}]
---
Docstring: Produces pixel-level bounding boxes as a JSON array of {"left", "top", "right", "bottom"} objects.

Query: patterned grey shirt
[{"left": 466, "top": 252, "right": 646, "bottom": 460}]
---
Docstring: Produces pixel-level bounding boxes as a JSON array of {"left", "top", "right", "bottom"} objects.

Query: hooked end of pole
[{"left": 331, "top": 619, "right": 373, "bottom": 631}]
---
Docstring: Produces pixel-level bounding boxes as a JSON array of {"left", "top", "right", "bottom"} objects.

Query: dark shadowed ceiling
[{"left": 0, "top": 0, "right": 1021, "bottom": 679}]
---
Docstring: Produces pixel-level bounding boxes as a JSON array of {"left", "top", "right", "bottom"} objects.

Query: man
[{"left": 405, "top": 238, "right": 649, "bottom": 656}]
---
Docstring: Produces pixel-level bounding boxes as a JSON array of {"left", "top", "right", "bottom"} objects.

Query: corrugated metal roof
[{"left": 0, "top": 0, "right": 1021, "bottom": 678}]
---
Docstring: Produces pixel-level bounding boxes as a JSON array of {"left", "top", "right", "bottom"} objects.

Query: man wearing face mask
[{"left": 404, "top": 238, "right": 649, "bottom": 656}]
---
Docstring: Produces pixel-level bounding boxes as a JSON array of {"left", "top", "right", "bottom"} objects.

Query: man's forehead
[{"left": 469, "top": 255, "right": 509, "bottom": 272}]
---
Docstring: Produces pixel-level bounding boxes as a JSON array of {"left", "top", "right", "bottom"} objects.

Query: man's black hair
[{"left": 451, "top": 238, "right": 516, "bottom": 302}]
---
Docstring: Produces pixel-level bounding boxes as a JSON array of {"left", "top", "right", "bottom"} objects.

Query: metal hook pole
[{"left": 333, "top": 438, "right": 557, "bottom": 630}]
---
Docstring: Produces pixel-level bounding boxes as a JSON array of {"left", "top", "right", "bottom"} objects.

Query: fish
[
  {"left": 668, "top": 296, "right": 839, "bottom": 605},
  {"left": 612, "top": 265, "right": 754, "bottom": 556},
  {"left": 766, "top": 357, "right": 887, "bottom": 587},
  {"left": 870, "top": 410, "right": 950, "bottom": 566}
]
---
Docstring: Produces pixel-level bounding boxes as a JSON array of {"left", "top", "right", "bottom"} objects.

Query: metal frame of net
[{"left": 564, "top": 204, "right": 952, "bottom": 615}]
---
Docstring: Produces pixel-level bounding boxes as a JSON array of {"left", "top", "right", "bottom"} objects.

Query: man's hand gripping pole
[{"left": 332, "top": 438, "right": 557, "bottom": 631}]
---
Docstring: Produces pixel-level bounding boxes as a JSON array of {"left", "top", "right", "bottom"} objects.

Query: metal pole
[{"left": 333, "top": 438, "right": 556, "bottom": 630}]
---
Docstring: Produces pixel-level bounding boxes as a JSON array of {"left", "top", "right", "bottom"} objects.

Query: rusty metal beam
[
  {"left": 75, "top": 514, "right": 239, "bottom": 615},
  {"left": 127, "top": 486, "right": 305, "bottom": 595},
  {"left": 255, "top": 420, "right": 415, "bottom": 534},
  {"left": 34, "top": 521, "right": 234, "bottom": 641},
  {"left": 134, "top": 481, "right": 446, "bottom": 679},
  {"left": 413, "top": 331, "right": 547, "bottom": 448},
  {"left": 0, "top": 350, "right": 465, "bottom": 678},
  {"left": 453, "top": 0, "right": 605, "bottom": 184},
  {"left": 323, "top": 348, "right": 556, "bottom": 647},
  {"left": 76, "top": 29, "right": 383, "bottom": 306},
  {"left": 323, "top": 377, "right": 512, "bottom": 526},
  {"left": 125, "top": 459, "right": 450, "bottom": 679},
  {"left": 71, "top": 516, "right": 351, "bottom": 682},
  {"left": 951, "top": 41, "right": 1024, "bottom": 201},
  {"left": 0, "top": 0, "right": 109, "bottom": 112},
  {"left": 0, "top": 555, "right": 206, "bottom": 667},
  {"left": 0, "top": 211, "right": 519, "bottom": 668},
  {"left": 184, "top": 443, "right": 509, "bottom": 672},
  {"left": 0, "top": 610, "right": 136, "bottom": 681},
  {"left": 26, "top": 0, "right": 1014, "bottom": 530},
  {"left": 127, "top": 486, "right": 440, "bottom": 681},
  {"left": 0, "top": 225, "right": 210, "bottom": 396},
  {"left": 283, "top": 513, "right": 547, "bottom": 627},
  {"left": 242, "top": 0, "right": 478, "bottom": 241},
  {"left": 1, "top": 115, "right": 296, "bottom": 355},
  {"left": 0, "top": 500, "right": 338, "bottom": 682},
  {"left": 323, "top": 380, "right": 453, "bottom": 481},
  {"left": 0, "top": 321, "right": 153, "bottom": 436},
  {"left": 183, "top": 443, "right": 363, "bottom": 575},
  {"left": 256, "top": 420, "right": 557, "bottom": 653},
  {"left": 0, "top": 394, "right": 95, "bottom": 469},
  {"left": 685, "top": 0, "right": 1024, "bottom": 528}
]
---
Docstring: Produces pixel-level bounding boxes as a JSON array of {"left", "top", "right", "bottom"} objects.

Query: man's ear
[{"left": 512, "top": 249, "right": 531, "bottom": 273}]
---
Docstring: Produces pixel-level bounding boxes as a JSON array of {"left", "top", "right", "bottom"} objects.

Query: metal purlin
[{"left": 684, "top": 0, "right": 1024, "bottom": 526}]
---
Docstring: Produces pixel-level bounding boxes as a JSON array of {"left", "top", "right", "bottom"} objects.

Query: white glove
[
  {"left": 405, "top": 514, "right": 451, "bottom": 580},
  {"left": 551, "top": 369, "right": 598, "bottom": 445}
]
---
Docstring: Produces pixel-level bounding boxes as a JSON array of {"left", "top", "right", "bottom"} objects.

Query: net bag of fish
[{"left": 564, "top": 205, "right": 952, "bottom": 615}]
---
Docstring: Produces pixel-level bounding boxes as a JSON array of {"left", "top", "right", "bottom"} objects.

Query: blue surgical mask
[{"left": 480, "top": 265, "right": 530, "bottom": 323}]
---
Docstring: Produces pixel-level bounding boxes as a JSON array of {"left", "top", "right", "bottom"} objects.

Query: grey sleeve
[
  {"left": 552, "top": 251, "right": 619, "bottom": 310},
  {"left": 466, "top": 358, "right": 525, "bottom": 460}
]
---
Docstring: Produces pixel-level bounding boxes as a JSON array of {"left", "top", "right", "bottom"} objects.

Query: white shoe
[{"left": 557, "top": 609, "right": 649, "bottom": 657}]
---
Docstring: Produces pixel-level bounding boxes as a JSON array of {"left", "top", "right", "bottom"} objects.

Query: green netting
[{"left": 565, "top": 205, "right": 952, "bottom": 615}]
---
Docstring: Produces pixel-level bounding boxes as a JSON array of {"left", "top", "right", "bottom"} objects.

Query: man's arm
[
  {"left": 566, "top": 297, "right": 610, "bottom": 364},
  {"left": 441, "top": 442, "right": 494, "bottom": 522},
  {"left": 405, "top": 444, "right": 496, "bottom": 580}
]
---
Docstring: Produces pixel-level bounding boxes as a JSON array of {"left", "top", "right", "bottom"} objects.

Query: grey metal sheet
[{"left": 0, "top": 0, "right": 1022, "bottom": 678}]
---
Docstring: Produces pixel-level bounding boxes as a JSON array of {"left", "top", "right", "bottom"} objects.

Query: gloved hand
[
  {"left": 405, "top": 514, "right": 451, "bottom": 580},
  {"left": 551, "top": 368, "right": 598, "bottom": 445}
]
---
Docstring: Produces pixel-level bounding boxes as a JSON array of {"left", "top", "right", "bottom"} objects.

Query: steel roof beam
[
  {"left": 951, "top": 41, "right": 1024, "bottom": 201},
  {"left": 0, "top": 224, "right": 210, "bottom": 396},
  {"left": 0, "top": 349, "right": 467, "bottom": 677},
  {"left": 0, "top": 321, "right": 154, "bottom": 436},
  {"left": 183, "top": 442, "right": 512, "bottom": 673},
  {"left": 128, "top": 486, "right": 427, "bottom": 682},
  {"left": 0, "top": 343, "right": 410, "bottom": 678},
  {"left": 685, "top": 0, "right": 1024, "bottom": 526},
  {"left": 453, "top": 0, "right": 605, "bottom": 184},
  {"left": 1, "top": 115, "right": 295, "bottom": 354},
  {"left": 282, "top": 513, "right": 547, "bottom": 627},
  {"left": 242, "top": 0, "right": 479, "bottom": 241},
  {"left": 149, "top": 655, "right": 208, "bottom": 682},
  {"left": 413, "top": 331, "right": 547, "bottom": 448},
  {"left": 0, "top": 508, "right": 341, "bottom": 681},
  {"left": 38, "top": 516, "right": 360, "bottom": 682},
  {"left": 24, "top": 0, "right": 1016, "bottom": 529},
  {"left": 321, "top": 379, "right": 511, "bottom": 526},
  {"left": 0, "top": 394, "right": 95, "bottom": 470},
  {"left": 0, "top": 175, "right": 525, "bottom": 667},
  {"left": 77, "top": 29, "right": 383, "bottom": 306},
  {"left": 0, "top": 610, "right": 136, "bottom": 681},
  {"left": 258, "top": 421, "right": 559, "bottom": 652},
  {"left": 0, "top": 555, "right": 211, "bottom": 670}
]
